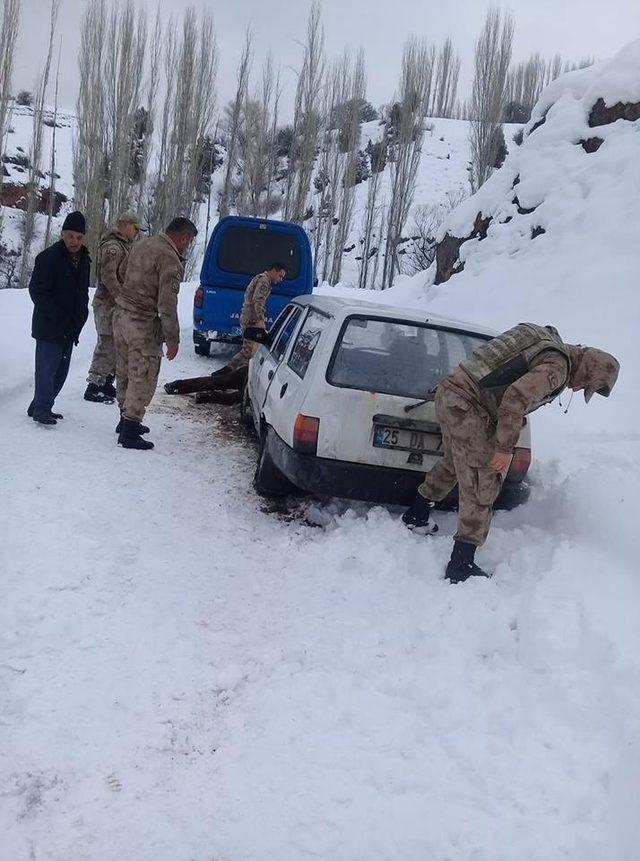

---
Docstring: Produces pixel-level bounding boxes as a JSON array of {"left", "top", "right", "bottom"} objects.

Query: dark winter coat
[{"left": 29, "top": 240, "right": 90, "bottom": 342}]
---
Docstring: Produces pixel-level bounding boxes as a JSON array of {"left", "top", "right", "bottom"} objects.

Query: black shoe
[
  {"left": 164, "top": 382, "right": 179, "bottom": 394},
  {"left": 117, "top": 417, "right": 154, "bottom": 450},
  {"left": 84, "top": 383, "right": 114, "bottom": 404},
  {"left": 102, "top": 375, "right": 117, "bottom": 399},
  {"left": 402, "top": 495, "right": 438, "bottom": 533},
  {"left": 445, "top": 540, "right": 490, "bottom": 584},
  {"left": 32, "top": 411, "right": 57, "bottom": 425},
  {"left": 115, "top": 418, "right": 149, "bottom": 435},
  {"left": 51, "top": 412, "right": 64, "bottom": 419}
]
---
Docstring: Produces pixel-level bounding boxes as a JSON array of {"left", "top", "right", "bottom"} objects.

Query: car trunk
[{"left": 310, "top": 386, "right": 443, "bottom": 474}]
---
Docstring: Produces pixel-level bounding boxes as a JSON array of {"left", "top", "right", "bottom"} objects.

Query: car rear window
[
  {"left": 217, "top": 226, "right": 300, "bottom": 280},
  {"left": 327, "top": 316, "right": 489, "bottom": 399}
]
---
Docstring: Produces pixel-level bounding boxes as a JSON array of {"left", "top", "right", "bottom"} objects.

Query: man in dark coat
[{"left": 27, "top": 211, "right": 90, "bottom": 424}]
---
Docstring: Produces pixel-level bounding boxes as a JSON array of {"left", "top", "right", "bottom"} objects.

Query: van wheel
[
  {"left": 194, "top": 341, "right": 211, "bottom": 357},
  {"left": 254, "top": 431, "right": 295, "bottom": 497},
  {"left": 240, "top": 385, "right": 255, "bottom": 433}
]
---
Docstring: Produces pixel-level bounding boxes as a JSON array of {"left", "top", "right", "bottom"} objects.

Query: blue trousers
[{"left": 30, "top": 339, "right": 74, "bottom": 415}]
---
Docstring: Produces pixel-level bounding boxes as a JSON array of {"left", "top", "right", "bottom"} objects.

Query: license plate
[{"left": 373, "top": 425, "right": 442, "bottom": 454}]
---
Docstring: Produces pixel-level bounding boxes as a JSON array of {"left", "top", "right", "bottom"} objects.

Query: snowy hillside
[
  {"left": 0, "top": 103, "right": 75, "bottom": 255},
  {"left": 2, "top": 41, "right": 640, "bottom": 861}
]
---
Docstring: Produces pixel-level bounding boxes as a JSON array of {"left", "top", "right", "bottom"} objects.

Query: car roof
[{"left": 291, "top": 293, "right": 498, "bottom": 337}]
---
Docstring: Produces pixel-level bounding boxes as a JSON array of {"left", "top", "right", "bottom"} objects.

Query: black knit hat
[{"left": 62, "top": 210, "right": 86, "bottom": 235}]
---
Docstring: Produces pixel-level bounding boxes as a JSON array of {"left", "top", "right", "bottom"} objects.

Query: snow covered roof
[{"left": 299, "top": 292, "right": 498, "bottom": 335}]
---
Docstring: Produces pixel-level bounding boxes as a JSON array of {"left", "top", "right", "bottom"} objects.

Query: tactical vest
[{"left": 460, "top": 323, "right": 572, "bottom": 416}]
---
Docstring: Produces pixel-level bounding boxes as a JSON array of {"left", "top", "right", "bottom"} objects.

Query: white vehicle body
[{"left": 245, "top": 295, "right": 531, "bottom": 506}]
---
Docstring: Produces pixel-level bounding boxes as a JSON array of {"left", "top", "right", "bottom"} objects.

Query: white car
[{"left": 243, "top": 295, "right": 532, "bottom": 508}]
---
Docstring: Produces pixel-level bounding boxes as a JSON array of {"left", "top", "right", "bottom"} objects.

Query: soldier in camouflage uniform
[
  {"left": 112, "top": 217, "right": 197, "bottom": 450},
  {"left": 84, "top": 212, "right": 140, "bottom": 403},
  {"left": 402, "top": 323, "right": 620, "bottom": 583},
  {"left": 211, "top": 263, "right": 287, "bottom": 377}
]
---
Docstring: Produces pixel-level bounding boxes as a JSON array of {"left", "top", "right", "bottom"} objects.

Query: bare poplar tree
[
  {"left": 357, "top": 134, "right": 387, "bottom": 289},
  {"left": 381, "top": 37, "right": 433, "bottom": 290},
  {"left": 134, "top": 8, "right": 161, "bottom": 215},
  {"left": 19, "top": 0, "right": 59, "bottom": 287},
  {"left": 283, "top": 1, "right": 324, "bottom": 224},
  {"left": 104, "top": 0, "right": 146, "bottom": 221},
  {"left": 44, "top": 38, "right": 61, "bottom": 249},
  {"left": 329, "top": 49, "right": 366, "bottom": 284},
  {"left": 241, "top": 53, "right": 281, "bottom": 217},
  {"left": 0, "top": 0, "right": 21, "bottom": 239},
  {"left": 468, "top": 7, "right": 514, "bottom": 191},
  {"left": 219, "top": 29, "right": 252, "bottom": 218},
  {"left": 74, "top": 0, "right": 108, "bottom": 273},
  {"left": 432, "top": 38, "right": 460, "bottom": 118},
  {"left": 151, "top": 8, "right": 217, "bottom": 233},
  {"left": 317, "top": 53, "right": 350, "bottom": 283}
]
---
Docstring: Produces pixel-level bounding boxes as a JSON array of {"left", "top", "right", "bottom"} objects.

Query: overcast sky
[{"left": 12, "top": 0, "right": 640, "bottom": 115}]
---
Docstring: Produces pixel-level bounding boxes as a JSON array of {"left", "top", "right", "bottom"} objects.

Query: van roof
[{"left": 292, "top": 293, "right": 498, "bottom": 337}]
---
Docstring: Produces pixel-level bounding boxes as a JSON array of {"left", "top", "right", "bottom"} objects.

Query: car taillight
[
  {"left": 293, "top": 414, "right": 320, "bottom": 455},
  {"left": 507, "top": 447, "right": 531, "bottom": 481},
  {"left": 194, "top": 287, "right": 204, "bottom": 309}
]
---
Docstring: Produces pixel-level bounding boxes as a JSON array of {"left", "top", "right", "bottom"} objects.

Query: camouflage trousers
[
  {"left": 86, "top": 302, "right": 116, "bottom": 385},
  {"left": 227, "top": 339, "right": 259, "bottom": 371},
  {"left": 112, "top": 308, "right": 163, "bottom": 422},
  {"left": 418, "top": 384, "right": 505, "bottom": 546}
]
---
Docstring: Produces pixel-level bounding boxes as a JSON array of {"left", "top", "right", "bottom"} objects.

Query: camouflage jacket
[
  {"left": 116, "top": 233, "right": 185, "bottom": 348},
  {"left": 445, "top": 351, "right": 571, "bottom": 454},
  {"left": 239, "top": 272, "right": 272, "bottom": 330},
  {"left": 93, "top": 230, "right": 132, "bottom": 310}
]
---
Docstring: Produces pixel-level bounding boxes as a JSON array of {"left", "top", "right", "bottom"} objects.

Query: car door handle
[
  {"left": 267, "top": 370, "right": 274, "bottom": 381},
  {"left": 279, "top": 382, "right": 288, "bottom": 398}
]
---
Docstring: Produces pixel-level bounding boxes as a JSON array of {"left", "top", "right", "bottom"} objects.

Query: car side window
[
  {"left": 271, "top": 308, "right": 302, "bottom": 362},
  {"left": 268, "top": 305, "right": 294, "bottom": 342},
  {"left": 288, "top": 309, "right": 331, "bottom": 379}
]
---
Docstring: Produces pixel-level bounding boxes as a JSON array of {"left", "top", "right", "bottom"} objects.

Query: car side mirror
[{"left": 243, "top": 326, "right": 273, "bottom": 347}]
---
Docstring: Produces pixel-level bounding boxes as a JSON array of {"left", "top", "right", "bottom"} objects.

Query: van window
[
  {"left": 327, "top": 316, "right": 488, "bottom": 399},
  {"left": 217, "top": 226, "right": 301, "bottom": 280},
  {"left": 288, "top": 309, "right": 331, "bottom": 379},
  {"left": 271, "top": 307, "right": 303, "bottom": 361}
]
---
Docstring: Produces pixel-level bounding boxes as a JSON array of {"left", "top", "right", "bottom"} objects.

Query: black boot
[
  {"left": 115, "top": 416, "right": 150, "bottom": 435},
  {"left": 117, "top": 417, "right": 154, "bottom": 450},
  {"left": 84, "top": 382, "right": 114, "bottom": 403},
  {"left": 28, "top": 402, "right": 63, "bottom": 420},
  {"left": 32, "top": 410, "right": 58, "bottom": 425},
  {"left": 102, "top": 375, "right": 117, "bottom": 399},
  {"left": 402, "top": 494, "right": 438, "bottom": 533},
  {"left": 445, "top": 540, "right": 490, "bottom": 584}
]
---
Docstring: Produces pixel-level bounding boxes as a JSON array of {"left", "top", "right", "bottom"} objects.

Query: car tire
[
  {"left": 253, "top": 430, "right": 296, "bottom": 497},
  {"left": 240, "top": 385, "right": 255, "bottom": 433},
  {"left": 194, "top": 341, "right": 211, "bottom": 357}
]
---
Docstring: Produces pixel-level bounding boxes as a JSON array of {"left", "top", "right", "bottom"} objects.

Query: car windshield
[
  {"left": 327, "top": 316, "right": 489, "bottom": 399},
  {"left": 217, "top": 226, "right": 300, "bottom": 280}
]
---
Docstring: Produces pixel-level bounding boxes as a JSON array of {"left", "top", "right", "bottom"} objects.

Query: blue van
[{"left": 193, "top": 215, "right": 314, "bottom": 356}]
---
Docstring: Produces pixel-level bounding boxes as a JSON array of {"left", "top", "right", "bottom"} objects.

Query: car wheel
[
  {"left": 194, "top": 341, "right": 211, "bottom": 357},
  {"left": 253, "top": 430, "right": 296, "bottom": 497}
]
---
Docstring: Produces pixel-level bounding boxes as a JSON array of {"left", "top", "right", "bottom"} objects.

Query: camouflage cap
[
  {"left": 568, "top": 346, "right": 620, "bottom": 403},
  {"left": 116, "top": 210, "right": 141, "bottom": 228}
]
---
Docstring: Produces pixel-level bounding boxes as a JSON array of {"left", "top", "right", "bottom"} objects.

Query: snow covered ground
[
  {"left": 3, "top": 41, "right": 640, "bottom": 861},
  {"left": 2, "top": 277, "right": 640, "bottom": 860}
]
